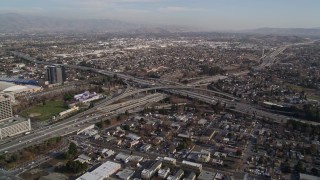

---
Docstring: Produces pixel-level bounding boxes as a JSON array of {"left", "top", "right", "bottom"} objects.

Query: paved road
[
  {"left": 7, "top": 48, "right": 319, "bottom": 151},
  {"left": 0, "top": 93, "right": 167, "bottom": 153}
]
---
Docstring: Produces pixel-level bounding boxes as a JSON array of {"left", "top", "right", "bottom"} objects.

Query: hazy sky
[{"left": 1, "top": 0, "right": 320, "bottom": 30}]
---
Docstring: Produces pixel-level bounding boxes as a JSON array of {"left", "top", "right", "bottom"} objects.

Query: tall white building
[
  {"left": 0, "top": 94, "right": 31, "bottom": 139},
  {"left": 0, "top": 94, "right": 13, "bottom": 121}
]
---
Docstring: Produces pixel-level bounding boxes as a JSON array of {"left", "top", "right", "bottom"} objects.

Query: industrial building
[
  {"left": 76, "top": 161, "right": 121, "bottom": 180},
  {"left": 0, "top": 94, "right": 31, "bottom": 139}
]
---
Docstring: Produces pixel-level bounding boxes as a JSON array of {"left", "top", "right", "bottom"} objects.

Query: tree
[
  {"left": 281, "top": 162, "right": 291, "bottom": 173},
  {"left": 311, "top": 168, "right": 318, "bottom": 176},
  {"left": 123, "top": 124, "right": 130, "bottom": 131},
  {"left": 68, "top": 142, "right": 78, "bottom": 157},
  {"left": 310, "top": 144, "right": 318, "bottom": 155},
  {"left": 294, "top": 161, "right": 305, "bottom": 173},
  {"left": 42, "top": 99, "right": 46, "bottom": 106},
  {"left": 96, "top": 121, "right": 104, "bottom": 129},
  {"left": 63, "top": 94, "right": 73, "bottom": 101},
  {"left": 236, "top": 149, "right": 242, "bottom": 156},
  {"left": 65, "top": 160, "right": 88, "bottom": 173},
  {"left": 105, "top": 119, "right": 111, "bottom": 125}
]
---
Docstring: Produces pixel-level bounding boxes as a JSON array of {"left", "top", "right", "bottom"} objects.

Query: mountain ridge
[
  {"left": 1, "top": 13, "right": 320, "bottom": 36},
  {"left": 244, "top": 27, "right": 320, "bottom": 36}
]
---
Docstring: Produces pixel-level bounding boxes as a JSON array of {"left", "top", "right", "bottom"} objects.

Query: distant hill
[
  {"left": 0, "top": 13, "right": 193, "bottom": 33},
  {"left": 246, "top": 27, "right": 320, "bottom": 37},
  {"left": 0, "top": 13, "right": 139, "bottom": 33}
]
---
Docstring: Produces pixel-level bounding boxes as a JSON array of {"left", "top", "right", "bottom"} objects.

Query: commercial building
[
  {"left": 183, "top": 172, "right": 196, "bottom": 180},
  {"left": 115, "top": 153, "right": 131, "bottom": 163},
  {"left": 163, "top": 157, "right": 177, "bottom": 167},
  {"left": 56, "top": 65, "right": 66, "bottom": 84},
  {"left": 181, "top": 161, "right": 202, "bottom": 174},
  {"left": 172, "top": 169, "right": 184, "bottom": 180},
  {"left": 0, "top": 94, "right": 12, "bottom": 121},
  {"left": 76, "top": 161, "right": 121, "bottom": 180},
  {"left": 75, "top": 154, "right": 91, "bottom": 164},
  {"left": 0, "top": 77, "right": 37, "bottom": 85},
  {"left": 158, "top": 168, "right": 170, "bottom": 179},
  {"left": 299, "top": 173, "right": 320, "bottom": 180},
  {"left": 198, "top": 171, "right": 216, "bottom": 180},
  {"left": 0, "top": 94, "right": 32, "bottom": 139},
  {"left": 0, "top": 117, "right": 31, "bottom": 139},
  {"left": 59, "top": 106, "right": 79, "bottom": 117},
  {"left": 0, "top": 81, "right": 42, "bottom": 97},
  {"left": 116, "top": 168, "right": 135, "bottom": 180},
  {"left": 46, "top": 65, "right": 66, "bottom": 84},
  {"left": 141, "top": 161, "right": 162, "bottom": 179}
]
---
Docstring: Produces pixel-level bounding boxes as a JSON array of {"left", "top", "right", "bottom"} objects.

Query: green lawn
[
  {"left": 286, "top": 84, "right": 305, "bottom": 91},
  {"left": 20, "top": 100, "right": 68, "bottom": 121},
  {"left": 309, "top": 95, "right": 320, "bottom": 101}
]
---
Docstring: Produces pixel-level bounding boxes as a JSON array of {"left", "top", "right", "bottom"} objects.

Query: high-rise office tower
[
  {"left": 46, "top": 65, "right": 57, "bottom": 84},
  {"left": 46, "top": 65, "right": 66, "bottom": 84},
  {"left": 0, "top": 94, "right": 13, "bottom": 121},
  {"left": 56, "top": 65, "right": 66, "bottom": 84}
]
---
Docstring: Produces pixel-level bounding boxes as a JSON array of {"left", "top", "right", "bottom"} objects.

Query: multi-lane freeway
[
  {"left": 0, "top": 93, "right": 167, "bottom": 153},
  {"left": 5, "top": 45, "right": 319, "bottom": 154}
]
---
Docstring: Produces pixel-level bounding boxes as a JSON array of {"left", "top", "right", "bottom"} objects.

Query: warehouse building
[{"left": 76, "top": 161, "right": 121, "bottom": 180}]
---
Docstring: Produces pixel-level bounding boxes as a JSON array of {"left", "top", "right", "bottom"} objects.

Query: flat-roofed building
[
  {"left": 116, "top": 168, "right": 135, "bottom": 180},
  {"left": 163, "top": 157, "right": 177, "bottom": 167},
  {"left": 75, "top": 154, "right": 91, "bottom": 164},
  {"left": 198, "top": 171, "right": 216, "bottom": 180},
  {"left": 0, "top": 117, "right": 31, "bottom": 139},
  {"left": 141, "top": 161, "right": 162, "bottom": 179},
  {"left": 158, "top": 168, "right": 170, "bottom": 179},
  {"left": 172, "top": 169, "right": 184, "bottom": 180},
  {"left": 299, "top": 173, "right": 319, "bottom": 180},
  {"left": 181, "top": 160, "right": 202, "bottom": 174},
  {"left": 76, "top": 161, "right": 121, "bottom": 180},
  {"left": 183, "top": 172, "right": 196, "bottom": 180}
]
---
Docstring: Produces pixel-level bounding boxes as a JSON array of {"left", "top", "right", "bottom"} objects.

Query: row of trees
[
  {"left": 0, "top": 137, "right": 63, "bottom": 169},
  {"left": 199, "top": 65, "right": 226, "bottom": 76},
  {"left": 63, "top": 142, "right": 78, "bottom": 159},
  {"left": 64, "top": 160, "right": 88, "bottom": 173},
  {"left": 281, "top": 160, "right": 318, "bottom": 175},
  {"left": 95, "top": 119, "right": 111, "bottom": 129},
  {"left": 57, "top": 142, "right": 87, "bottom": 174},
  {"left": 287, "top": 120, "right": 320, "bottom": 137}
]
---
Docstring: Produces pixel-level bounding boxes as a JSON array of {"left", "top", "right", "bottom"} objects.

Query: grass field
[
  {"left": 20, "top": 100, "right": 68, "bottom": 121},
  {"left": 309, "top": 95, "right": 320, "bottom": 101}
]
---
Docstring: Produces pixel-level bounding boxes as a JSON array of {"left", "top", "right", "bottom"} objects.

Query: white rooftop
[{"left": 76, "top": 172, "right": 103, "bottom": 180}]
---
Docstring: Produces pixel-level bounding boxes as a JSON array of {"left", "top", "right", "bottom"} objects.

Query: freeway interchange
[{"left": 2, "top": 49, "right": 318, "bottom": 154}]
